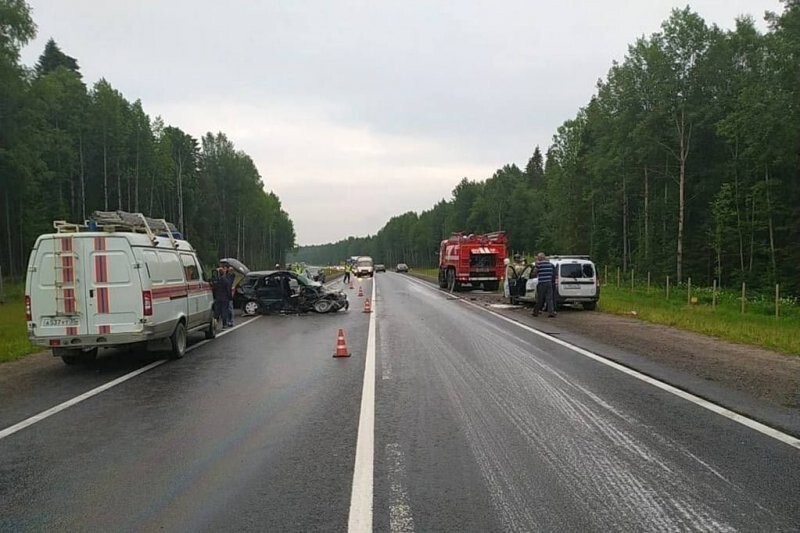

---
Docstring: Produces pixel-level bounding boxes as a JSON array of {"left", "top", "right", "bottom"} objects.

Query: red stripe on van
[
  {"left": 151, "top": 284, "right": 189, "bottom": 300},
  {"left": 67, "top": 326, "right": 78, "bottom": 336},
  {"left": 99, "top": 325, "right": 111, "bottom": 334},
  {"left": 64, "top": 288, "right": 75, "bottom": 314},
  {"left": 93, "top": 237, "right": 110, "bottom": 317},
  {"left": 97, "top": 287, "right": 109, "bottom": 314}
]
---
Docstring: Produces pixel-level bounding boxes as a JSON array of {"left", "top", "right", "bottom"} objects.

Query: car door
[
  {"left": 515, "top": 265, "right": 533, "bottom": 298},
  {"left": 180, "top": 253, "right": 204, "bottom": 328},
  {"left": 257, "top": 274, "right": 284, "bottom": 310}
]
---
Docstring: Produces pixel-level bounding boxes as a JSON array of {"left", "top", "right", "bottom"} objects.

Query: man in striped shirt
[{"left": 532, "top": 252, "right": 556, "bottom": 317}]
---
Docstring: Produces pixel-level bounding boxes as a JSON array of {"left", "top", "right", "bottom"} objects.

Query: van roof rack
[
  {"left": 548, "top": 255, "right": 591, "bottom": 260},
  {"left": 53, "top": 211, "right": 180, "bottom": 248}
]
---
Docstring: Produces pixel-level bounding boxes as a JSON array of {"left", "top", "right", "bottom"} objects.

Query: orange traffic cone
[
  {"left": 333, "top": 328, "right": 351, "bottom": 357},
  {"left": 363, "top": 298, "right": 372, "bottom": 313},
  {"left": 357, "top": 286, "right": 364, "bottom": 297}
]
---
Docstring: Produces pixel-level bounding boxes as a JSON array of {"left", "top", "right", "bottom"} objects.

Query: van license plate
[
  {"left": 562, "top": 284, "right": 580, "bottom": 290},
  {"left": 41, "top": 317, "right": 80, "bottom": 327}
]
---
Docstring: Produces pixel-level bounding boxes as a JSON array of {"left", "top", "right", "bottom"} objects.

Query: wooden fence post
[
  {"left": 616, "top": 267, "right": 620, "bottom": 288},
  {"left": 687, "top": 277, "right": 692, "bottom": 305},
  {"left": 776, "top": 284, "right": 780, "bottom": 319},
  {"left": 666, "top": 276, "right": 670, "bottom": 300},
  {"left": 741, "top": 282, "right": 746, "bottom": 314},
  {"left": 630, "top": 269, "right": 634, "bottom": 290},
  {"left": 647, "top": 271, "right": 651, "bottom": 293},
  {"left": 712, "top": 279, "right": 717, "bottom": 309}
]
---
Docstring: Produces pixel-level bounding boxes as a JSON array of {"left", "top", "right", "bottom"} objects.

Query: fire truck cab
[{"left": 437, "top": 231, "right": 508, "bottom": 292}]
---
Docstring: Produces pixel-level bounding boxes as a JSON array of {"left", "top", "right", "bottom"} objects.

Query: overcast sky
[{"left": 21, "top": 0, "right": 781, "bottom": 245}]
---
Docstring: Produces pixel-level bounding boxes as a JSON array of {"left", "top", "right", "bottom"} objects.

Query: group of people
[
  {"left": 507, "top": 252, "right": 557, "bottom": 318},
  {"left": 212, "top": 262, "right": 236, "bottom": 328}
]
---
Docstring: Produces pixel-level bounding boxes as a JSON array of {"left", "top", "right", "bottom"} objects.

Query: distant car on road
[
  {"left": 375, "top": 264, "right": 386, "bottom": 273},
  {"left": 396, "top": 263, "right": 409, "bottom": 273}
]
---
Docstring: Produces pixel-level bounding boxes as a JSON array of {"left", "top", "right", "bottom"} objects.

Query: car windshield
[
  {"left": 295, "top": 273, "right": 320, "bottom": 286},
  {"left": 357, "top": 260, "right": 372, "bottom": 267}
]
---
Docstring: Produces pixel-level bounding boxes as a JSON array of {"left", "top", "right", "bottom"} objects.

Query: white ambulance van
[{"left": 25, "top": 212, "right": 217, "bottom": 365}]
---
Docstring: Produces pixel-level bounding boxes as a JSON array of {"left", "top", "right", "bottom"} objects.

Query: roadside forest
[
  {"left": 293, "top": 4, "right": 800, "bottom": 295},
  {"left": 0, "top": 0, "right": 295, "bottom": 276}
]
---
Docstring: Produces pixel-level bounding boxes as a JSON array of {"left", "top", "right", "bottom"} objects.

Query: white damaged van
[{"left": 25, "top": 212, "right": 216, "bottom": 365}]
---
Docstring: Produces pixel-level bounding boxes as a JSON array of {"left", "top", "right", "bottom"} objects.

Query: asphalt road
[{"left": 1, "top": 273, "right": 798, "bottom": 531}]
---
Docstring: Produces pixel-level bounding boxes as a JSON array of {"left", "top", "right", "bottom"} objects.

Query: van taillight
[
  {"left": 25, "top": 295, "right": 32, "bottom": 321},
  {"left": 142, "top": 291, "right": 153, "bottom": 316}
]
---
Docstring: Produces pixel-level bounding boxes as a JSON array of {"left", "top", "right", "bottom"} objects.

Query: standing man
[
  {"left": 532, "top": 252, "right": 556, "bottom": 317},
  {"left": 213, "top": 267, "right": 234, "bottom": 328},
  {"left": 223, "top": 263, "right": 236, "bottom": 327},
  {"left": 343, "top": 262, "right": 352, "bottom": 284}
]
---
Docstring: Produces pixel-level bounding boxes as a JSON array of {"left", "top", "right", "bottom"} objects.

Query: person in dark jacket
[
  {"left": 223, "top": 264, "right": 236, "bottom": 327},
  {"left": 213, "top": 267, "right": 234, "bottom": 327},
  {"left": 532, "top": 252, "right": 556, "bottom": 317}
]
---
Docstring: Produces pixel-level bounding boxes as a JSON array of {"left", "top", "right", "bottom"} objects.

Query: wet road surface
[{"left": 1, "top": 274, "right": 798, "bottom": 531}]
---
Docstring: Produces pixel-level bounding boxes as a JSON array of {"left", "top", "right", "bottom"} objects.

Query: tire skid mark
[
  {"left": 402, "top": 292, "right": 780, "bottom": 531},
  {"left": 476, "top": 335, "right": 742, "bottom": 530}
]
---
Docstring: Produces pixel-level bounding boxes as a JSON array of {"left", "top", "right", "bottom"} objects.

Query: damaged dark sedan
[{"left": 235, "top": 270, "right": 348, "bottom": 315}]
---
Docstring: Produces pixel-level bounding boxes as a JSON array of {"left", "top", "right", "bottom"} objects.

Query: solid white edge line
[
  {"left": 0, "top": 315, "right": 261, "bottom": 442},
  {"left": 348, "top": 278, "right": 377, "bottom": 532},
  {"left": 403, "top": 275, "right": 800, "bottom": 451}
]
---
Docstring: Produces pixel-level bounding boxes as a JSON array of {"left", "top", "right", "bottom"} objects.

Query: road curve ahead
[{"left": 1, "top": 273, "right": 798, "bottom": 531}]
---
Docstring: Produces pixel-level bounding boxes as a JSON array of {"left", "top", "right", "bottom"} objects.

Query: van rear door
[
  {"left": 557, "top": 261, "right": 597, "bottom": 299},
  {"left": 29, "top": 236, "right": 89, "bottom": 338},
  {"left": 84, "top": 236, "right": 142, "bottom": 335}
]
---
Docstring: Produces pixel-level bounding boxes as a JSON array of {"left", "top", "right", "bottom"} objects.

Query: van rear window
[{"left": 560, "top": 263, "right": 594, "bottom": 278}]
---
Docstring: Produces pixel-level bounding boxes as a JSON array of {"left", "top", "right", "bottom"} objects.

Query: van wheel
[
  {"left": 61, "top": 354, "right": 81, "bottom": 365},
  {"left": 58, "top": 347, "right": 98, "bottom": 366},
  {"left": 584, "top": 301, "right": 597, "bottom": 311},
  {"left": 169, "top": 322, "right": 187, "bottom": 359},
  {"left": 204, "top": 313, "right": 219, "bottom": 339}
]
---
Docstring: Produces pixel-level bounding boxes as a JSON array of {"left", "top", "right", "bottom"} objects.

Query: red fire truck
[{"left": 437, "top": 231, "right": 508, "bottom": 291}]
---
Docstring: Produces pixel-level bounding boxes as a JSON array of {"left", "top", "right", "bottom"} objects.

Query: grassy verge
[
  {"left": 0, "top": 281, "right": 38, "bottom": 363},
  {"left": 600, "top": 285, "right": 800, "bottom": 356},
  {"left": 408, "top": 266, "right": 800, "bottom": 356},
  {"left": 412, "top": 268, "right": 438, "bottom": 279}
]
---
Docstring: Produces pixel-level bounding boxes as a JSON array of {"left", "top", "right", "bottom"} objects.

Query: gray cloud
[{"left": 22, "top": 0, "right": 780, "bottom": 244}]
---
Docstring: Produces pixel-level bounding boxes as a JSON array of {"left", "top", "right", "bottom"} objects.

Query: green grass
[
  {"left": 412, "top": 267, "right": 439, "bottom": 279},
  {"left": 0, "top": 281, "right": 38, "bottom": 363},
  {"left": 410, "top": 267, "right": 800, "bottom": 356},
  {"left": 599, "top": 285, "right": 800, "bottom": 356}
]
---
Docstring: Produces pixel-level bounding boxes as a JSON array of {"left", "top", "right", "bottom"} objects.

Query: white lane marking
[
  {"left": 401, "top": 276, "right": 800, "bottom": 451},
  {"left": 0, "top": 316, "right": 261, "bottom": 441},
  {"left": 386, "top": 443, "right": 416, "bottom": 533},
  {"left": 348, "top": 278, "right": 377, "bottom": 532}
]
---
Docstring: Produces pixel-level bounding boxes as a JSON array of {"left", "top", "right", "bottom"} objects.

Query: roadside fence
[{"left": 602, "top": 265, "right": 797, "bottom": 320}]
